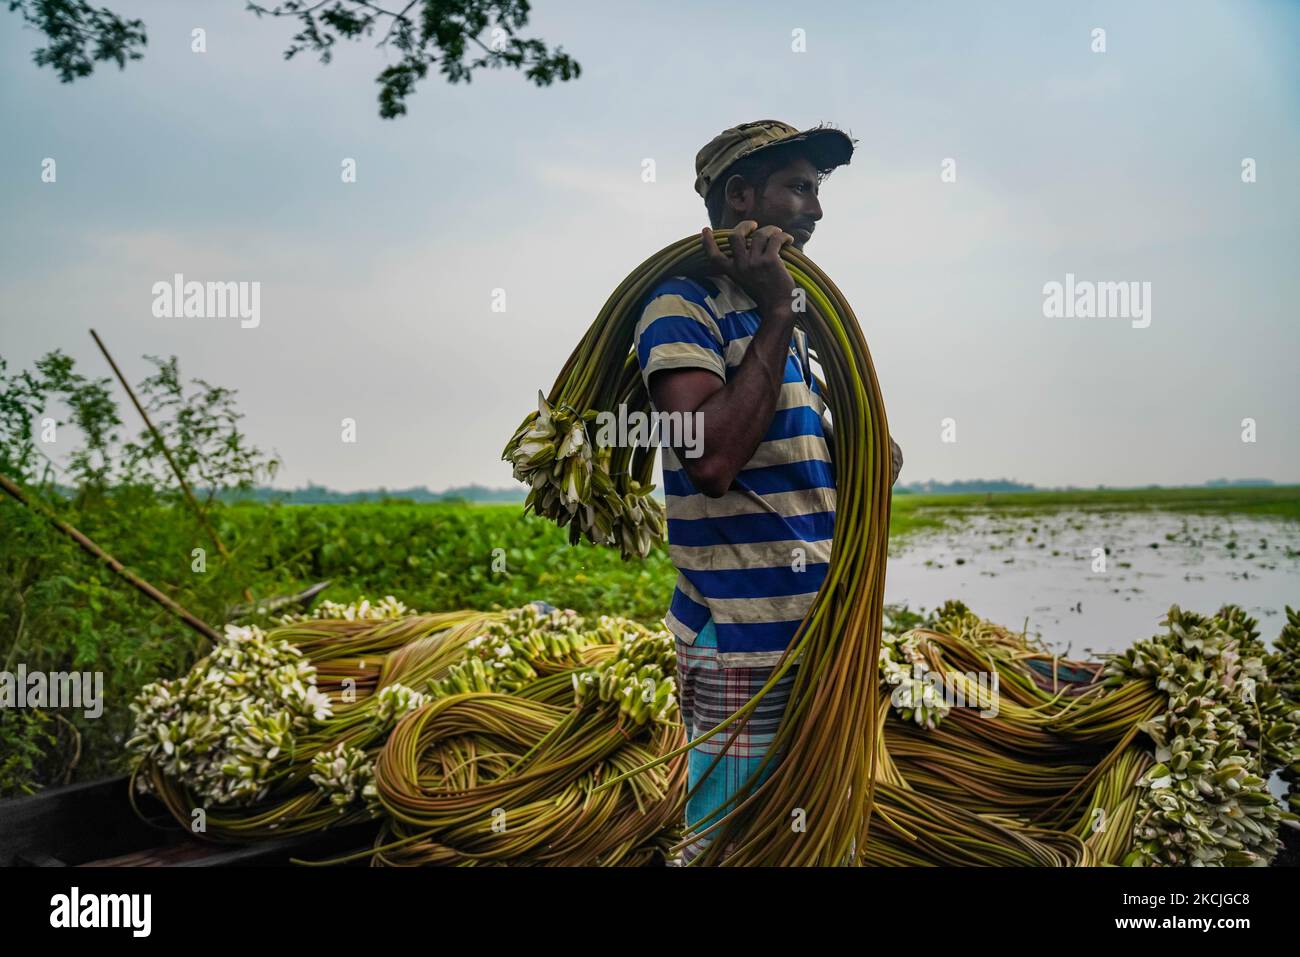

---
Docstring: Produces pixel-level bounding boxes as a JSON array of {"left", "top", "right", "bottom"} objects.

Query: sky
[{"left": 2, "top": 0, "right": 1297, "bottom": 492}]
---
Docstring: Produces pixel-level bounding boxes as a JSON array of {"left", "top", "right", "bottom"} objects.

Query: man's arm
[
  {"left": 650, "top": 299, "right": 799, "bottom": 497},
  {"left": 648, "top": 224, "right": 800, "bottom": 498}
]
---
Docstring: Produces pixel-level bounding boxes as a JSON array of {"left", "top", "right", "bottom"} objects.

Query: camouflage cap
[{"left": 694, "top": 120, "right": 855, "bottom": 200}]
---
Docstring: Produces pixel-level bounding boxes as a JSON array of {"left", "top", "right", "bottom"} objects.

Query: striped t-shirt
[{"left": 634, "top": 273, "right": 836, "bottom": 668}]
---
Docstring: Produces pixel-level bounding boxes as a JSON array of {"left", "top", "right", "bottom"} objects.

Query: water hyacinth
[
  {"left": 506, "top": 390, "right": 665, "bottom": 560},
  {"left": 1106, "top": 605, "right": 1300, "bottom": 866},
  {"left": 128, "top": 624, "right": 332, "bottom": 806}
]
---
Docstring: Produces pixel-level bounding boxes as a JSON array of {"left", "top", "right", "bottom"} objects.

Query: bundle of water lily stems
[
  {"left": 505, "top": 229, "right": 893, "bottom": 865},
  {"left": 867, "top": 601, "right": 1300, "bottom": 866},
  {"left": 128, "top": 597, "right": 495, "bottom": 839},
  {"left": 368, "top": 624, "right": 686, "bottom": 866},
  {"left": 128, "top": 598, "right": 688, "bottom": 864},
  {"left": 127, "top": 588, "right": 1298, "bottom": 866}
]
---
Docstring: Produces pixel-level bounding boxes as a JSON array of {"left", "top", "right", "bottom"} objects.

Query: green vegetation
[{"left": 892, "top": 485, "right": 1300, "bottom": 527}]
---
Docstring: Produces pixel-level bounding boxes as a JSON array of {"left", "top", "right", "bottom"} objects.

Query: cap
[{"left": 694, "top": 120, "right": 855, "bottom": 200}]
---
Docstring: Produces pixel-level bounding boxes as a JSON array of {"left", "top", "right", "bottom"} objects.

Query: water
[{"left": 885, "top": 510, "right": 1300, "bottom": 658}]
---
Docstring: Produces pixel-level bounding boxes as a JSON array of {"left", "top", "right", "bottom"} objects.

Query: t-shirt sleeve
[{"left": 634, "top": 277, "right": 727, "bottom": 391}]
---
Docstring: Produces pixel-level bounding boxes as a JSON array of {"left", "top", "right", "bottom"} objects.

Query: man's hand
[
  {"left": 645, "top": 225, "right": 802, "bottom": 498},
  {"left": 702, "top": 221, "right": 796, "bottom": 316}
]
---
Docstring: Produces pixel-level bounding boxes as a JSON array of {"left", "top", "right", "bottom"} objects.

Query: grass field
[{"left": 892, "top": 485, "right": 1300, "bottom": 525}]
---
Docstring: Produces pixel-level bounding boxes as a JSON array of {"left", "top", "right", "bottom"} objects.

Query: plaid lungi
[{"left": 676, "top": 618, "right": 798, "bottom": 864}]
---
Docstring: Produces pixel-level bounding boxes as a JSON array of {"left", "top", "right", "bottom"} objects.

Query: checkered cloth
[{"left": 675, "top": 619, "right": 798, "bottom": 864}]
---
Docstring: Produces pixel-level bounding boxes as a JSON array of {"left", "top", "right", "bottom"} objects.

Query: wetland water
[{"left": 885, "top": 509, "right": 1300, "bottom": 658}]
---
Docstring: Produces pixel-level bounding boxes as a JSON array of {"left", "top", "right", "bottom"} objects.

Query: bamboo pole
[
  {"left": 89, "top": 329, "right": 253, "bottom": 603},
  {"left": 0, "top": 472, "right": 221, "bottom": 645}
]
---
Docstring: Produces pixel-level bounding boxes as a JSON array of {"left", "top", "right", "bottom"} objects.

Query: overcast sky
[{"left": 2, "top": 0, "right": 1297, "bottom": 492}]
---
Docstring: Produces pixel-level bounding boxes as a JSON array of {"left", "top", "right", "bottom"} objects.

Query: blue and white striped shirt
[{"left": 635, "top": 273, "right": 835, "bottom": 668}]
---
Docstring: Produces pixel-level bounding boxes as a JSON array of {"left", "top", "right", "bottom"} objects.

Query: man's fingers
[
  {"left": 760, "top": 226, "right": 793, "bottom": 263},
  {"left": 732, "top": 220, "right": 757, "bottom": 269},
  {"left": 769, "top": 227, "right": 793, "bottom": 261},
  {"left": 747, "top": 224, "right": 776, "bottom": 261},
  {"left": 703, "top": 221, "right": 793, "bottom": 277},
  {"left": 701, "top": 226, "right": 719, "bottom": 257},
  {"left": 701, "top": 227, "right": 730, "bottom": 272}
]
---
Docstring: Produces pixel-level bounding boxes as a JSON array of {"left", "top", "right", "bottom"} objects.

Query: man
[{"left": 633, "top": 120, "right": 903, "bottom": 863}]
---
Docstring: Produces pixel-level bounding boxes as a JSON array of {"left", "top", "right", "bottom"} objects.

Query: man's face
[{"left": 730, "top": 155, "right": 824, "bottom": 250}]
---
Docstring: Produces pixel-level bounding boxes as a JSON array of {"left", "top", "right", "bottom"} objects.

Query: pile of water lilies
[
  {"left": 1106, "top": 604, "right": 1298, "bottom": 865},
  {"left": 369, "top": 624, "right": 684, "bottom": 866},
  {"left": 128, "top": 621, "right": 335, "bottom": 808},
  {"left": 861, "top": 601, "right": 1300, "bottom": 867},
  {"left": 127, "top": 590, "right": 1300, "bottom": 866},
  {"left": 1273, "top": 607, "right": 1300, "bottom": 815},
  {"left": 129, "top": 603, "right": 493, "bottom": 838},
  {"left": 128, "top": 598, "right": 687, "bottom": 859}
]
